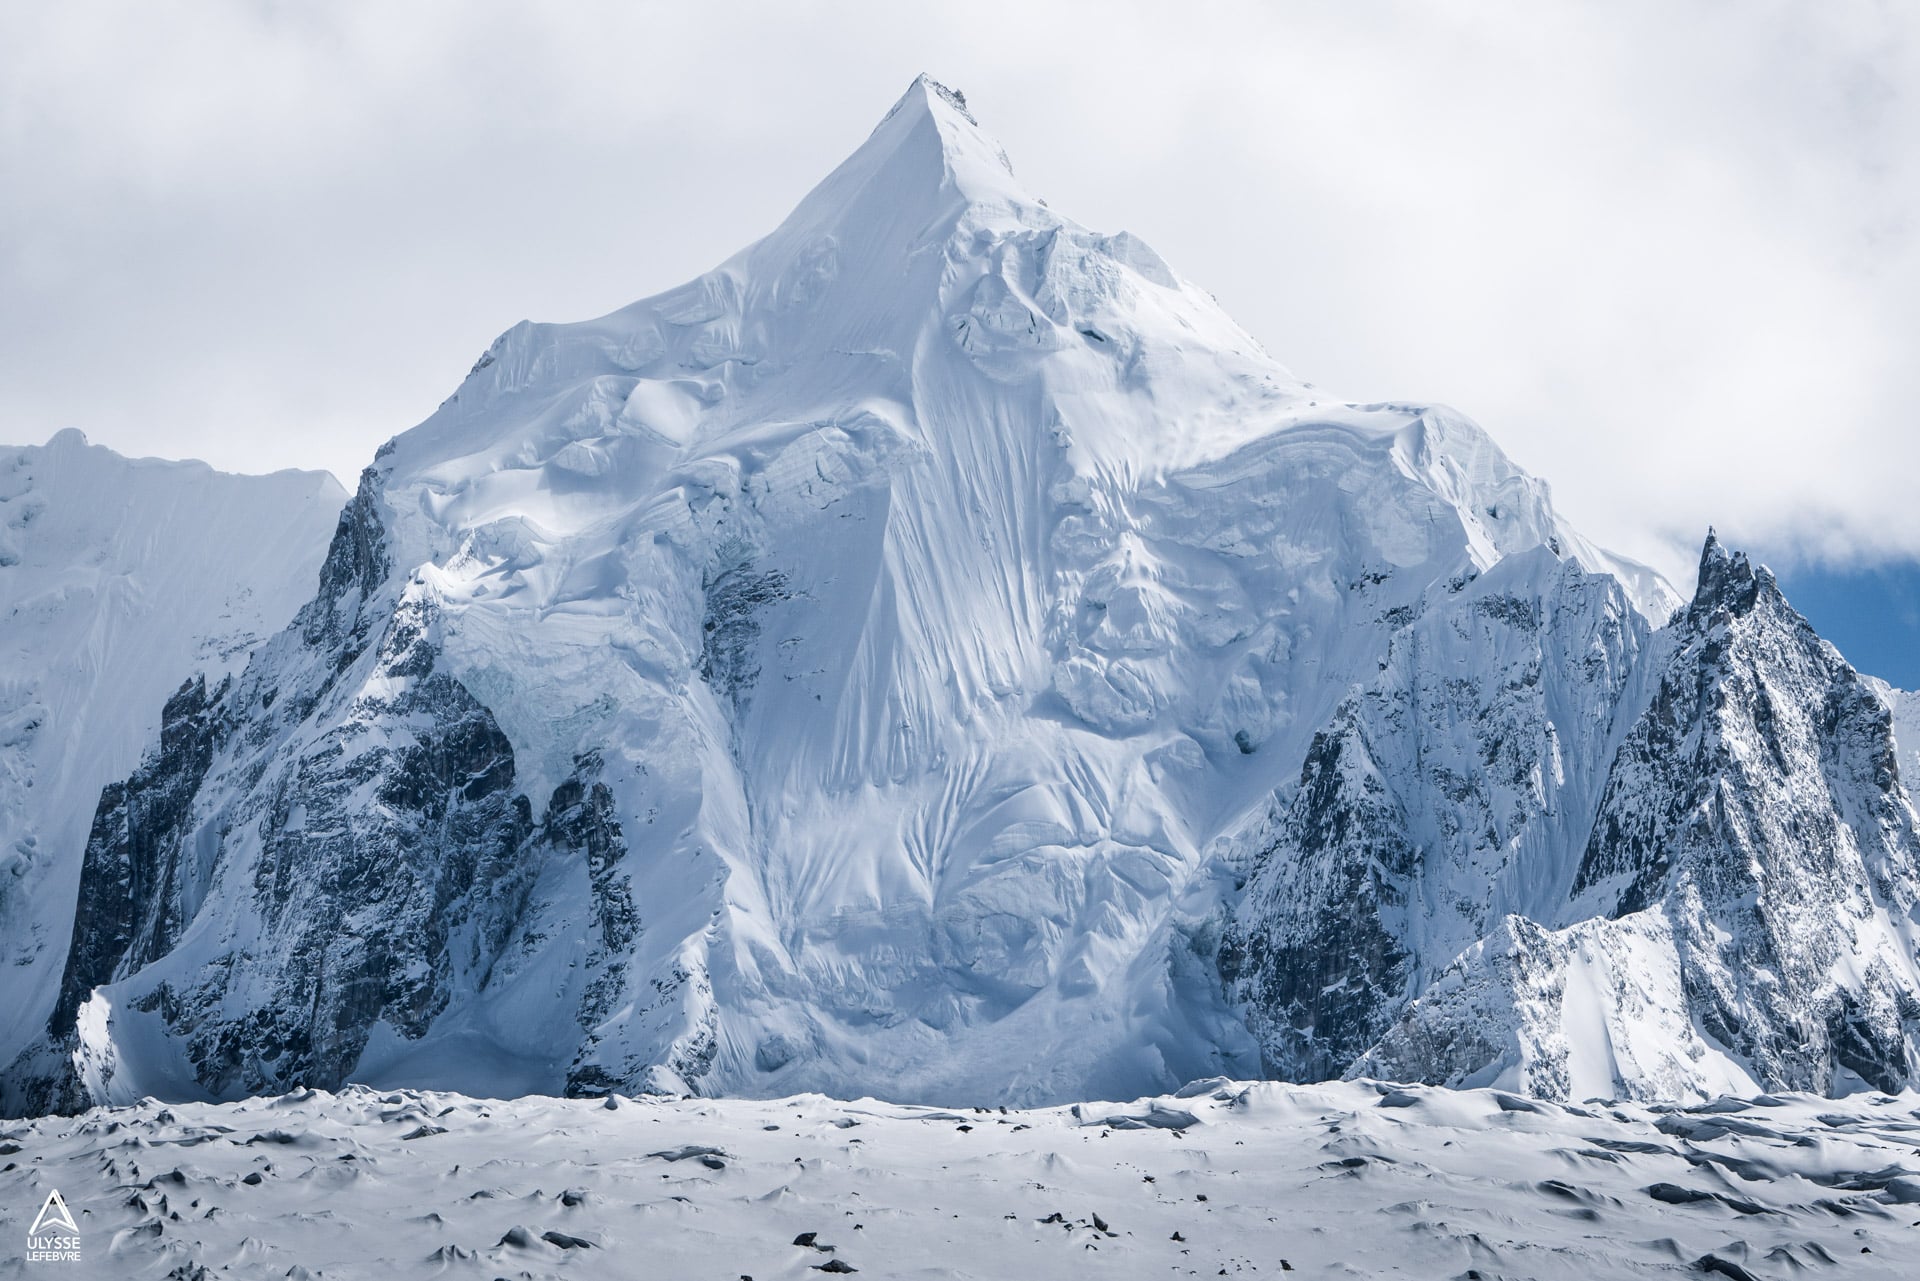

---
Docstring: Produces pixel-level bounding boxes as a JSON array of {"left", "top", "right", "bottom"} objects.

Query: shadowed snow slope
[
  {"left": 7, "top": 79, "right": 1917, "bottom": 1116},
  {"left": 0, "top": 432, "right": 343, "bottom": 1081}
]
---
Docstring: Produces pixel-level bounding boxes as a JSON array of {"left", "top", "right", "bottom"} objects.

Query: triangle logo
[{"left": 29, "top": 1188, "right": 78, "bottom": 1236}]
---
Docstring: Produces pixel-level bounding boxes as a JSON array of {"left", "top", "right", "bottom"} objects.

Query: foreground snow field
[{"left": 2, "top": 1082, "right": 1916, "bottom": 1279}]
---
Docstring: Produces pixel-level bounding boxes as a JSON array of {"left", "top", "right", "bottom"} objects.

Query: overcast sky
[{"left": 2, "top": 0, "right": 1915, "bottom": 586}]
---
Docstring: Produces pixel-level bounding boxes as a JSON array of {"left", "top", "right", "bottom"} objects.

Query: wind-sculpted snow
[
  {"left": 10, "top": 77, "right": 1917, "bottom": 1116},
  {"left": 1, "top": 1082, "right": 1916, "bottom": 1278},
  {"left": 0, "top": 432, "right": 342, "bottom": 1089}
]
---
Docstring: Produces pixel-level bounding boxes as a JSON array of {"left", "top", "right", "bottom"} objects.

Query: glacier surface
[{"left": 2, "top": 1081, "right": 1916, "bottom": 1279}]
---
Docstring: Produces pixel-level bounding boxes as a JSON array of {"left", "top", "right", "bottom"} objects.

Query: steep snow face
[
  {"left": 0, "top": 432, "right": 343, "bottom": 1077},
  {"left": 10, "top": 78, "right": 1688, "bottom": 1112},
  {"left": 1346, "top": 537, "right": 1920, "bottom": 1100}
]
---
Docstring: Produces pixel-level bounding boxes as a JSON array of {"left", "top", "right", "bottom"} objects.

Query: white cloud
[{"left": 2, "top": 0, "right": 1913, "bottom": 582}]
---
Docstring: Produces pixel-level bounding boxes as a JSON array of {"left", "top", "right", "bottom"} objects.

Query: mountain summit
[{"left": 7, "top": 82, "right": 1913, "bottom": 1115}]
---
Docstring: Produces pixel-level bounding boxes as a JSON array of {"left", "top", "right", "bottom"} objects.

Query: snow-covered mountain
[
  {"left": 6, "top": 78, "right": 1917, "bottom": 1115},
  {"left": 1227, "top": 535, "right": 1920, "bottom": 1100},
  {"left": 0, "top": 431, "right": 344, "bottom": 1082}
]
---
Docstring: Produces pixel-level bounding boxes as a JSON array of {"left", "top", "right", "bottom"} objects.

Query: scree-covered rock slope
[{"left": 6, "top": 78, "right": 1916, "bottom": 1115}]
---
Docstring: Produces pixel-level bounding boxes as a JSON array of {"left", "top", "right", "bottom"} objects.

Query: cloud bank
[{"left": 2, "top": 1, "right": 1914, "bottom": 581}]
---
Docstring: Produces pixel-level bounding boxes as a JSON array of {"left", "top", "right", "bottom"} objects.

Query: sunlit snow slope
[
  {"left": 11, "top": 78, "right": 1917, "bottom": 1116},
  {"left": 0, "top": 431, "right": 344, "bottom": 1074}
]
